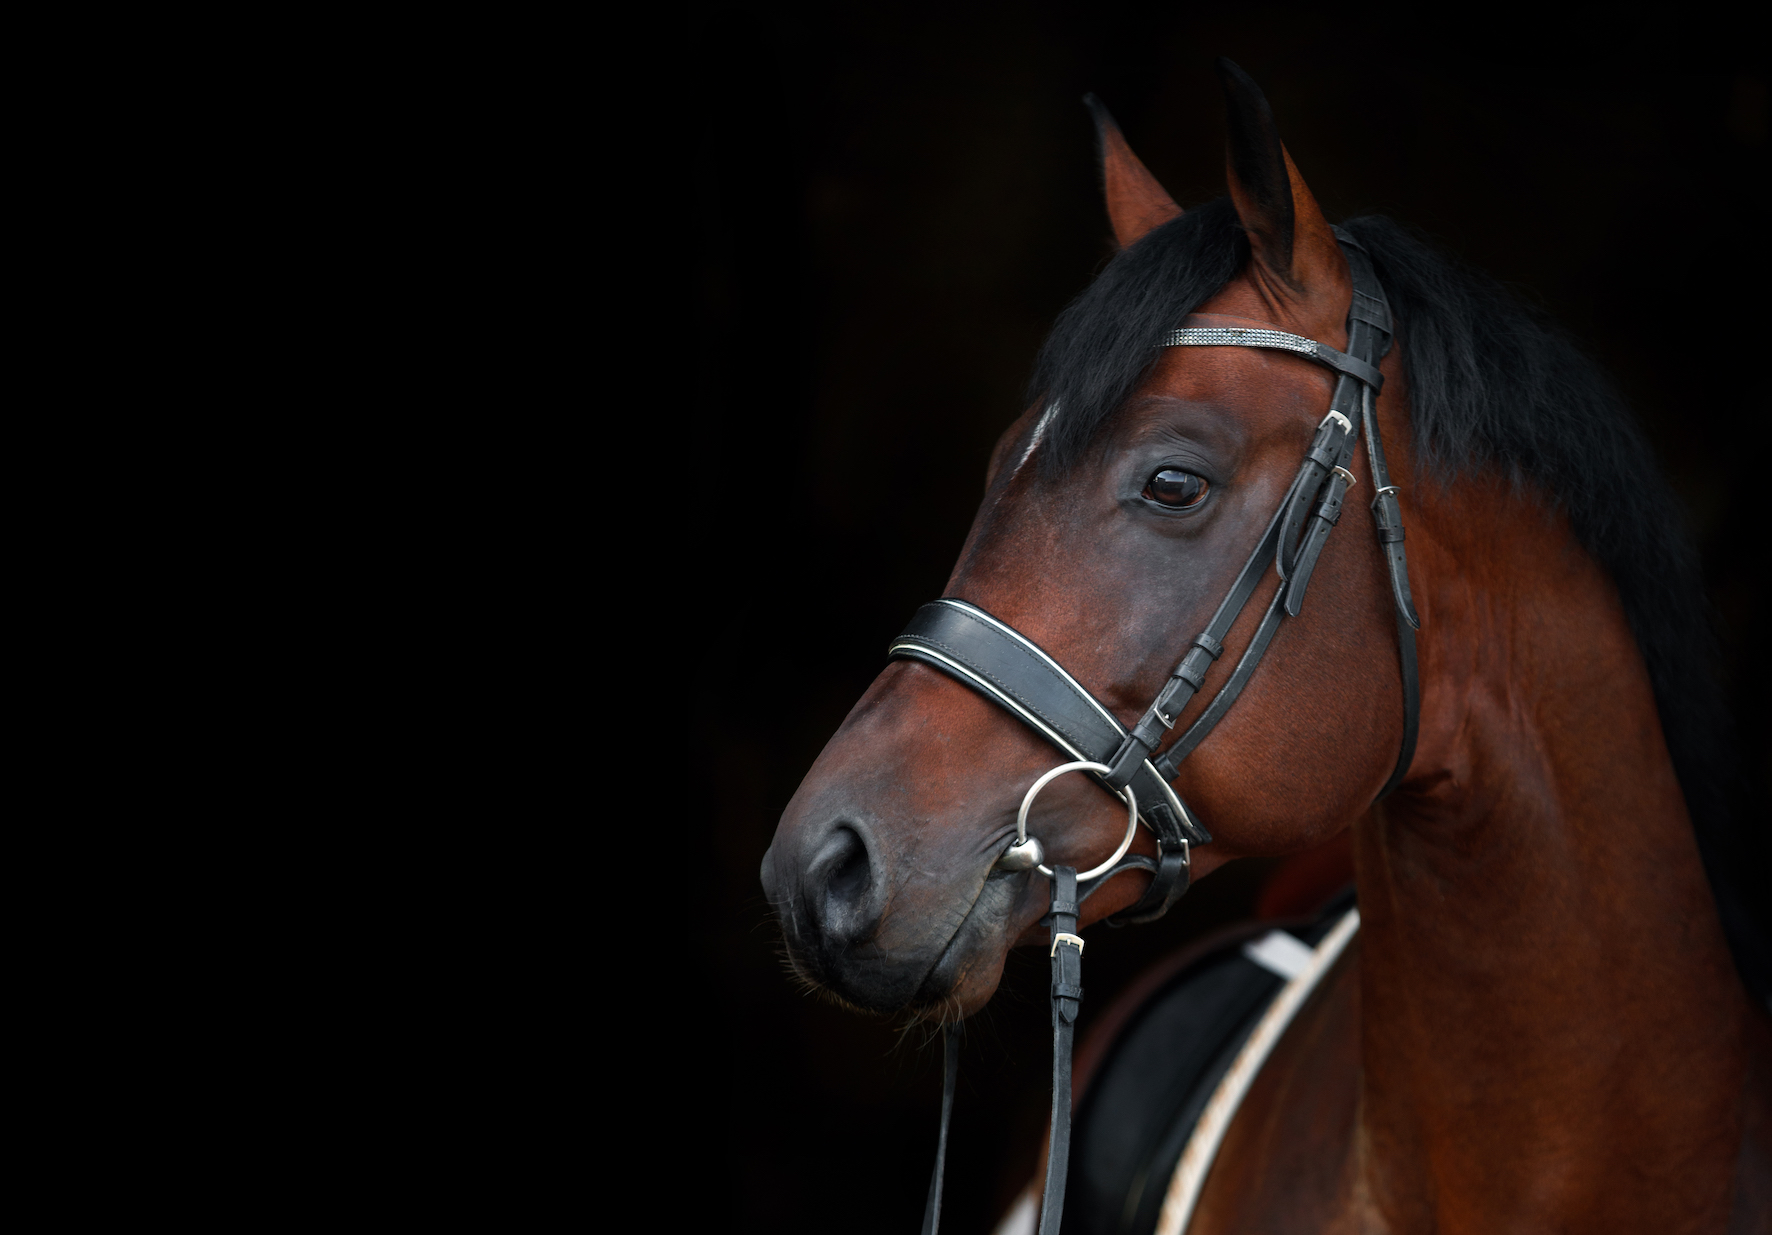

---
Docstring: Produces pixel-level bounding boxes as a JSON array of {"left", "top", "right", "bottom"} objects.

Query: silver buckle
[{"left": 1050, "top": 932, "right": 1085, "bottom": 957}]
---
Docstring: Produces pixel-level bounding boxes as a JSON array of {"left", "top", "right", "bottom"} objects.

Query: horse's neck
[{"left": 1351, "top": 473, "right": 1746, "bottom": 1232}]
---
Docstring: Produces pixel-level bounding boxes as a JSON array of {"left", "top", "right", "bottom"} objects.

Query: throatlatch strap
[
  {"left": 1377, "top": 600, "right": 1419, "bottom": 800},
  {"left": 921, "top": 1025, "right": 960, "bottom": 1235},
  {"left": 1358, "top": 380, "right": 1421, "bottom": 799},
  {"left": 1039, "top": 867, "right": 1082, "bottom": 1235}
]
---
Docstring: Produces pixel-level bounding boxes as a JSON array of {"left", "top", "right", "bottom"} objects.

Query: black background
[{"left": 689, "top": 7, "right": 1766, "bottom": 1230}]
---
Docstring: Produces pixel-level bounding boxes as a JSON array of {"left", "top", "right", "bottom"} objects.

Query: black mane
[{"left": 1028, "top": 198, "right": 1764, "bottom": 998}]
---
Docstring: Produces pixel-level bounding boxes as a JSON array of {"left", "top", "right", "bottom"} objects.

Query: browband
[{"left": 1162, "top": 326, "right": 1385, "bottom": 390}]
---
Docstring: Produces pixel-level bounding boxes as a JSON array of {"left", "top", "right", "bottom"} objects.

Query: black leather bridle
[{"left": 897, "top": 228, "right": 1420, "bottom": 1235}]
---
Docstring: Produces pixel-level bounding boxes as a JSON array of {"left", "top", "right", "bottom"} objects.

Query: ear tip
[
  {"left": 1216, "top": 57, "right": 1255, "bottom": 93},
  {"left": 1083, "top": 92, "right": 1123, "bottom": 154}
]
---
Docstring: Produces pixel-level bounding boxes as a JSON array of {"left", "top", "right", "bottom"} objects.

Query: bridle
[{"left": 891, "top": 227, "right": 1420, "bottom": 1235}]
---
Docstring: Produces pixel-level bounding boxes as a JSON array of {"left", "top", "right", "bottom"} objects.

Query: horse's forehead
[
  {"left": 1125, "top": 337, "right": 1339, "bottom": 433},
  {"left": 1194, "top": 268, "right": 1348, "bottom": 344},
  {"left": 1194, "top": 276, "right": 1273, "bottom": 320}
]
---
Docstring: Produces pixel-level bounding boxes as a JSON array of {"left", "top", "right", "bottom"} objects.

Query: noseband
[{"left": 897, "top": 229, "right": 1420, "bottom": 1235}]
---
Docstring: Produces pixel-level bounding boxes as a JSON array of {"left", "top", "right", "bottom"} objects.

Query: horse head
[
  {"left": 761, "top": 61, "right": 1413, "bottom": 1017},
  {"left": 757, "top": 55, "right": 1765, "bottom": 1234}
]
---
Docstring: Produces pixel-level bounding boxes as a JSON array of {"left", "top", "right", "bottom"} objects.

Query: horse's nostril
[
  {"left": 827, "top": 830, "right": 870, "bottom": 904},
  {"left": 814, "top": 824, "right": 878, "bottom": 938}
]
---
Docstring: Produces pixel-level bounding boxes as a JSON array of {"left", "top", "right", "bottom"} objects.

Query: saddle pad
[{"left": 1060, "top": 890, "right": 1356, "bottom": 1235}]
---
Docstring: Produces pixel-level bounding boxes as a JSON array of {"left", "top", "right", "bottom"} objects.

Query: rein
[{"left": 903, "top": 229, "right": 1419, "bottom": 1235}]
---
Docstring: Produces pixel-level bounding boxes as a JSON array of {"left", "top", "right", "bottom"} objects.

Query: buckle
[{"left": 1050, "top": 933, "right": 1085, "bottom": 957}]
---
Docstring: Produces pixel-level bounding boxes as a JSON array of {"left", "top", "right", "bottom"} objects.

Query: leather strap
[
  {"left": 1363, "top": 390, "right": 1419, "bottom": 632},
  {"left": 1338, "top": 226, "right": 1420, "bottom": 797},
  {"left": 1361, "top": 385, "right": 1420, "bottom": 798},
  {"left": 1113, "top": 500, "right": 1282, "bottom": 761},
  {"left": 1039, "top": 867, "right": 1082, "bottom": 1235},
  {"left": 1278, "top": 412, "right": 1353, "bottom": 579},
  {"left": 921, "top": 1024, "right": 960, "bottom": 1235},
  {"left": 1036, "top": 834, "right": 1192, "bottom": 928},
  {"left": 1377, "top": 599, "right": 1420, "bottom": 800},
  {"left": 890, "top": 600, "right": 1212, "bottom": 849},
  {"left": 1090, "top": 836, "right": 1191, "bottom": 927},
  {"left": 1154, "top": 587, "right": 1288, "bottom": 776},
  {"left": 1283, "top": 463, "right": 1354, "bottom": 616}
]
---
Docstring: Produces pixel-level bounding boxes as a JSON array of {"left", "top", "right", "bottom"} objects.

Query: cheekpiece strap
[{"left": 1154, "top": 234, "right": 1419, "bottom": 800}]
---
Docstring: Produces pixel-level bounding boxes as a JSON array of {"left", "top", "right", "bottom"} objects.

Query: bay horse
[{"left": 761, "top": 59, "right": 1770, "bottom": 1233}]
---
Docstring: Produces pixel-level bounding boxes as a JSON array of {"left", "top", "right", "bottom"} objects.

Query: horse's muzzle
[{"left": 762, "top": 806, "right": 1017, "bottom": 1014}]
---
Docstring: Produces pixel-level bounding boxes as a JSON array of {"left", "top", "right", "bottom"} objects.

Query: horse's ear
[
  {"left": 1086, "top": 94, "right": 1182, "bottom": 250},
  {"left": 1216, "top": 59, "right": 1345, "bottom": 297}
]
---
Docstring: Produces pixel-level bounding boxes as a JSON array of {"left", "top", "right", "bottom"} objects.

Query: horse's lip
[{"left": 907, "top": 855, "right": 1023, "bottom": 1012}]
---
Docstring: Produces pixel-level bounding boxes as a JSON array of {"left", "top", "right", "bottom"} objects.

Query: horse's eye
[{"left": 1144, "top": 468, "right": 1209, "bottom": 508}]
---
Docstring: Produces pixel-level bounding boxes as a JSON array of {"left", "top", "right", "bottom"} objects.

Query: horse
[{"left": 760, "top": 59, "right": 1770, "bottom": 1233}]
